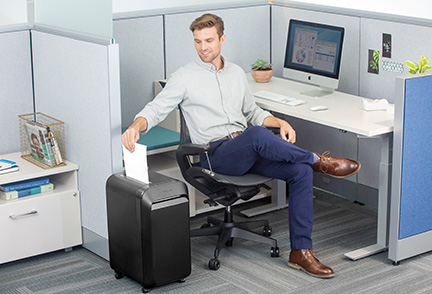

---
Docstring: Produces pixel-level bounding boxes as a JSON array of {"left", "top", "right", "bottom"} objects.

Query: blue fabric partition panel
[
  {"left": 399, "top": 76, "right": 432, "bottom": 238},
  {"left": 389, "top": 74, "right": 432, "bottom": 262}
]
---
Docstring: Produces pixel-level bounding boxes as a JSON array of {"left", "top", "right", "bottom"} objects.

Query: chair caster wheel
[
  {"left": 114, "top": 272, "right": 123, "bottom": 279},
  {"left": 208, "top": 258, "right": 220, "bottom": 270},
  {"left": 142, "top": 287, "right": 150, "bottom": 293},
  {"left": 271, "top": 246, "right": 280, "bottom": 257},
  {"left": 393, "top": 261, "right": 400, "bottom": 266},
  {"left": 263, "top": 225, "right": 272, "bottom": 237},
  {"left": 225, "top": 238, "right": 233, "bottom": 247}
]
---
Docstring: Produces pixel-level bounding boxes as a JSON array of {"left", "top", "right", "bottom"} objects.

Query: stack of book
[
  {"left": 0, "top": 159, "right": 19, "bottom": 175},
  {"left": 25, "top": 121, "right": 63, "bottom": 167},
  {"left": 0, "top": 177, "right": 54, "bottom": 201}
]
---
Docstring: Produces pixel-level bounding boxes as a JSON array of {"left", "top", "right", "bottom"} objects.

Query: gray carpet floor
[{"left": 1, "top": 191, "right": 432, "bottom": 294}]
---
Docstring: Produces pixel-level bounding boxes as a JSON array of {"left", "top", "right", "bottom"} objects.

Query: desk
[{"left": 244, "top": 74, "right": 394, "bottom": 261}]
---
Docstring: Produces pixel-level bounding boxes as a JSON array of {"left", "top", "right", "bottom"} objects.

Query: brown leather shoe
[
  {"left": 288, "top": 249, "right": 335, "bottom": 278},
  {"left": 311, "top": 151, "right": 361, "bottom": 178}
]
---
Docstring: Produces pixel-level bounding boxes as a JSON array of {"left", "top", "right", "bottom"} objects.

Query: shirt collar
[{"left": 195, "top": 56, "right": 227, "bottom": 73}]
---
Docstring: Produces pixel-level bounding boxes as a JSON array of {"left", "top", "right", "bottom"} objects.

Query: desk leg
[
  {"left": 345, "top": 135, "right": 392, "bottom": 260},
  {"left": 241, "top": 179, "right": 288, "bottom": 217}
]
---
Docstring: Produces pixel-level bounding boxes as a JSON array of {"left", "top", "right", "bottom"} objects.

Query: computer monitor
[{"left": 283, "top": 19, "right": 345, "bottom": 97}]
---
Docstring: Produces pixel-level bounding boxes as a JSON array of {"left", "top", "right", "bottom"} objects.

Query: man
[{"left": 122, "top": 13, "right": 360, "bottom": 279}]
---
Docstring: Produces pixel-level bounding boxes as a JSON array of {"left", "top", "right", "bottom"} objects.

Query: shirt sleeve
[
  {"left": 239, "top": 71, "right": 273, "bottom": 126},
  {"left": 134, "top": 72, "right": 186, "bottom": 133}
]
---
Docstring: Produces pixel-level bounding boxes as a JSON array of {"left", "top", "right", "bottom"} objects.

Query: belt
[{"left": 219, "top": 131, "right": 243, "bottom": 141}]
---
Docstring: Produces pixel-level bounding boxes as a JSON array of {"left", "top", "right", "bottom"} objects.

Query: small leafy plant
[
  {"left": 251, "top": 58, "right": 272, "bottom": 71},
  {"left": 405, "top": 55, "right": 431, "bottom": 74},
  {"left": 370, "top": 50, "right": 380, "bottom": 74}
]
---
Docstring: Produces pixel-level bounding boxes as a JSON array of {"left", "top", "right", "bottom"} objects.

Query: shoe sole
[{"left": 288, "top": 261, "right": 335, "bottom": 279}]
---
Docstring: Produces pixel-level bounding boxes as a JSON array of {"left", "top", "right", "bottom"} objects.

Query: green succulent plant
[
  {"left": 405, "top": 55, "right": 431, "bottom": 74},
  {"left": 251, "top": 58, "right": 272, "bottom": 70}
]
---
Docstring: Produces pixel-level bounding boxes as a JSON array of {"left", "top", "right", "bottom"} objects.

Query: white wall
[
  {"left": 286, "top": 0, "right": 432, "bottom": 20},
  {"left": 113, "top": 0, "right": 267, "bottom": 13},
  {"left": 0, "top": 0, "right": 27, "bottom": 25},
  {"left": 35, "top": 0, "right": 113, "bottom": 38}
]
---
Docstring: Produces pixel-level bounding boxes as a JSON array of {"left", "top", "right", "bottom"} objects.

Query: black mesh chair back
[{"left": 175, "top": 106, "right": 280, "bottom": 270}]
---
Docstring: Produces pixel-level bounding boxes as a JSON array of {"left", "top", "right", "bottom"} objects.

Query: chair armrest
[
  {"left": 177, "top": 143, "right": 210, "bottom": 156},
  {"left": 176, "top": 143, "right": 211, "bottom": 181}
]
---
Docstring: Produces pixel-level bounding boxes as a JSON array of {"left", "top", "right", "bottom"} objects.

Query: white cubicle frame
[{"left": 388, "top": 74, "right": 432, "bottom": 263}]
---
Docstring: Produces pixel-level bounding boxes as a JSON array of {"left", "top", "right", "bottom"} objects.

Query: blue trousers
[{"left": 200, "top": 126, "right": 315, "bottom": 250}]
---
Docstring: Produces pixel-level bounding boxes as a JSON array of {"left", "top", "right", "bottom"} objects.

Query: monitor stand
[{"left": 301, "top": 87, "right": 334, "bottom": 97}]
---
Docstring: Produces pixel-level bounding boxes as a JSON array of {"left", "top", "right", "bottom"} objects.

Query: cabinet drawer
[{"left": 0, "top": 190, "right": 82, "bottom": 264}]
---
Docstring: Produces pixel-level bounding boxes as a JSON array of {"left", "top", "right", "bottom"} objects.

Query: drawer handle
[{"left": 9, "top": 210, "right": 38, "bottom": 219}]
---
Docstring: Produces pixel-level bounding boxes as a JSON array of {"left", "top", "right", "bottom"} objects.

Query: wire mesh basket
[{"left": 18, "top": 112, "right": 66, "bottom": 169}]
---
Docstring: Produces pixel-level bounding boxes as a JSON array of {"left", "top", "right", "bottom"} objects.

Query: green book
[{"left": 0, "top": 183, "right": 54, "bottom": 201}]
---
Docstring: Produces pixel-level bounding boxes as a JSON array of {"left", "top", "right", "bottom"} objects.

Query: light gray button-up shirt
[{"left": 135, "top": 58, "right": 273, "bottom": 145}]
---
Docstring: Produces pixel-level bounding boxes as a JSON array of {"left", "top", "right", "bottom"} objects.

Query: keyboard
[{"left": 253, "top": 90, "right": 305, "bottom": 107}]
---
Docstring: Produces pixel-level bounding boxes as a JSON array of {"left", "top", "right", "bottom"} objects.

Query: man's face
[{"left": 193, "top": 26, "right": 225, "bottom": 68}]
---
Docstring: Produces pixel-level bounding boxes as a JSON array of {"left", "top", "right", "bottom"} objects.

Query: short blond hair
[{"left": 189, "top": 13, "right": 224, "bottom": 38}]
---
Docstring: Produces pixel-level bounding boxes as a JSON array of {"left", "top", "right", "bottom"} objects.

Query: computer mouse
[{"left": 310, "top": 105, "right": 328, "bottom": 111}]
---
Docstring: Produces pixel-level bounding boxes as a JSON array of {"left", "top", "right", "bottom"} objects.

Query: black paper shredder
[{"left": 106, "top": 170, "right": 191, "bottom": 293}]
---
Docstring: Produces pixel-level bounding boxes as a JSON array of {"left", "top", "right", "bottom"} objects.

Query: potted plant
[
  {"left": 405, "top": 55, "right": 431, "bottom": 74},
  {"left": 251, "top": 58, "right": 273, "bottom": 83}
]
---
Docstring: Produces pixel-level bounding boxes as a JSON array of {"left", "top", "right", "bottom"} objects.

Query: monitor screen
[{"left": 283, "top": 19, "right": 345, "bottom": 96}]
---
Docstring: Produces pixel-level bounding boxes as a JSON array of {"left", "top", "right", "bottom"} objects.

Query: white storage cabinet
[{"left": 0, "top": 152, "right": 82, "bottom": 264}]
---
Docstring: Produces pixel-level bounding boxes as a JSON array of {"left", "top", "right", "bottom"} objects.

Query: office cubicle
[
  {"left": 272, "top": 1, "right": 432, "bottom": 207},
  {"left": 389, "top": 74, "right": 432, "bottom": 263},
  {"left": 4, "top": 0, "right": 432, "bottom": 261},
  {"left": 114, "top": 1, "right": 432, "bottom": 210}
]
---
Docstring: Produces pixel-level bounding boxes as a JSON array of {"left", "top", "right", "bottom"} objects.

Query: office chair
[{"left": 176, "top": 109, "right": 279, "bottom": 270}]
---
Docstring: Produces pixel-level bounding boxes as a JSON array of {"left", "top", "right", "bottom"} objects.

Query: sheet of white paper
[{"left": 122, "top": 144, "right": 149, "bottom": 184}]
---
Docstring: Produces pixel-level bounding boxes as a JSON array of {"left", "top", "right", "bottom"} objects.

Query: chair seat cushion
[{"left": 186, "top": 166, "right": 272, "bottom": 187}]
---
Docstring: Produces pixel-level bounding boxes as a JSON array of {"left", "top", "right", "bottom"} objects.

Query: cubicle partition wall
[
  {"left": 31, "top": 27, "right": 122, "bottom": 259},
  {"left": 389, "top": 74, "right": 432, "bottom": 263},
  {"left": 0, "top": 26, "right": 34, "bottom": 155},
  {"left": 113, "top": 16, "right": 164, "bottom": 128},
  {"left": 164, "top": 5, "right": 271, "bottom": 77},
  {"left": 359, "top": 19, "right": 432, "bottom": 104},
  {"left": 271, "top": 5, "right": 361, "bottom": 96}
]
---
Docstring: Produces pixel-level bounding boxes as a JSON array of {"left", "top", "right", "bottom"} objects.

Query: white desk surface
[
  {"left": 247, "top": 74, "right": 394, "bottom": 137},
  {"left": 0, "top": 152, "right": 78, "bottom": 185}
]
